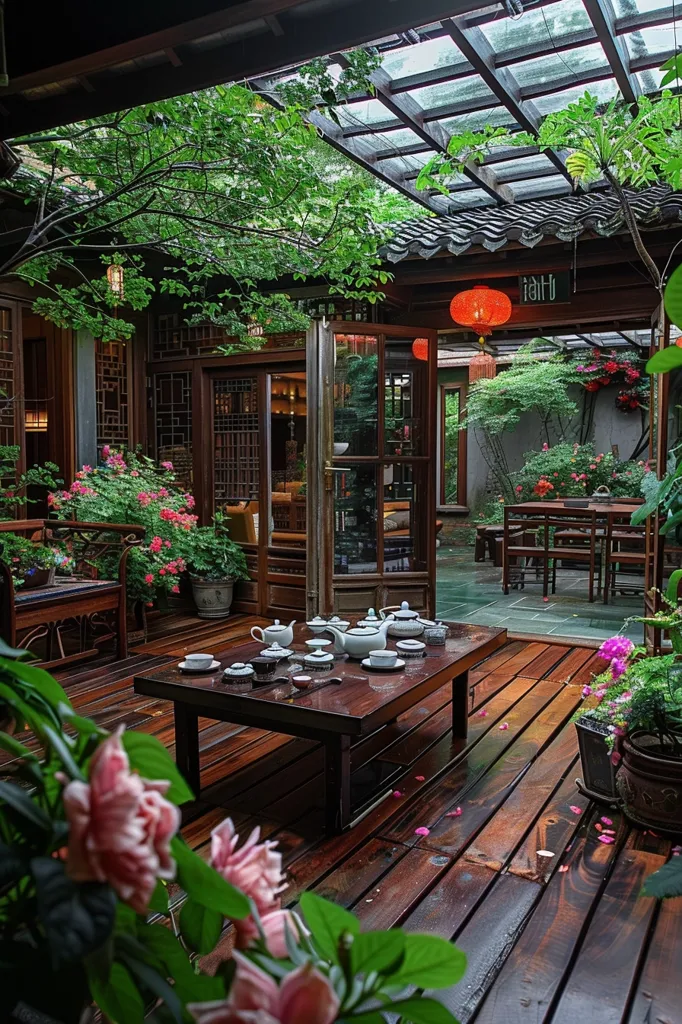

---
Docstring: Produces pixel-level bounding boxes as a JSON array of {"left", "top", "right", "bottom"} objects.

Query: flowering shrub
[
  {"left": 0, "top": 444, "right": 63, "bottom": 519},
  {"left": 570, "top": 349, "right": 648, "bottom": 411},
  {"left": 176, "top": 513, "right": 248, "bottom": 582},
  {"left": 0, "top": 531, "right": 72, "bottom": 587},
  {"left": 49, "top": 447, "right": 197, "bottom": 602},
  {"left": 0, "top": 644, "right": 466, "bottom": 1023},
  {"left": 510, "top": 442, "right": 649, "bottom": 501}
]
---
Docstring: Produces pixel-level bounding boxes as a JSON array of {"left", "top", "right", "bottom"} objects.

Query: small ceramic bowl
[
  {"left": 306, "top": 616, "right": 329, "bottom": 634},
  {"left": 396, "top": 638, "right": 426, "bottom": 656},
  {"left": 185, "top": 652, "right": 214, "bottom": 671},
  {"left": 292, "top": 675, "right": 314, "bottom": 690},
  {"left": 305, "top": 638, "right": 332, "bottom": 652},
  {"left": 369, "top": 649, "right": 398, "bottom": 668}
]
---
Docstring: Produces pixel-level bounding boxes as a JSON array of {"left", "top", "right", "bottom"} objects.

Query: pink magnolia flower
[
  {"left": 392, "top": 790, "right": 403, "bottom": 798},
  {"left": 210, "top": 819, "right": 286, "bottom": 915},
  {"left": 601, "top": 816, "right": 613, "bottom": 826},
  {"left": 477, "top": 709, "right": 488, "bottom": 718},
  {"left": 445, "top": 807, "right": 462, "bottom": 818},
  {"left": 233, "top": 908, "right": 308, "bottom": 959},
  {"left": 598, "top": 835, "right": 614, "bottom": 845},
  {"left": 60, "top": 728, "right": 180, "bottom": 913},
  {"left": 189, "top": 954, "right": 339, "bottom": 1024}
]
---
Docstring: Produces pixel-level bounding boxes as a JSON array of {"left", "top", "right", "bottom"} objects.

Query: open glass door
[{"left": 306, "top": 321, "right": 438, "bottom": 619}]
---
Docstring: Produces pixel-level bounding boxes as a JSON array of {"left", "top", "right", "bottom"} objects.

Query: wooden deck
[{"left": 24, "top": 614, "right": 682, "bottom": 1022}]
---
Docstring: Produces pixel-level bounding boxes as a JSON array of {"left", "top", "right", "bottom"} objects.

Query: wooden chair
[
  {"left": 602, "top": 516, "right": 649, "bottom": 603},
  {"left": 0, "top": 519, "right": 144, "bottom": 668},
  {"left": 504, "top": 508, "right": 599, "bottom": 601}
]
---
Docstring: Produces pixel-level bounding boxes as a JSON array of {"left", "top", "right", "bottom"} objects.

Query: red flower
[
  {"left": 585, "top": 381, "right": 600, "bottom": 392},
  {"left": 604, "top": 361, "right": 619, "bottom": 374}
]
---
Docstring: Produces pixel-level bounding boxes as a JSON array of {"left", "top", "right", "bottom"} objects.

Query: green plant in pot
[
  {"left": 178, "top": 513, "right": 249, "bottom": 619},
  {"left": 0, "top": 532, "right": 72, "bottom": 589}
]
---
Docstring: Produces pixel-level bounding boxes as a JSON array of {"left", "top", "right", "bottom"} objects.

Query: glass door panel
[
  {"left": 334, "top": 334, "right": 379, "bottom": 456},
  {"left": 334, "top": 465, "right": 378, "bottom": 575},
  {"left": 270, "top": 372, "right": 307, "bottom": 549},
  {"left": 384, "top": 336, "right": 428, "bottom": 456},
  {"left": 383, "top": 462, "right": 428, "bottom": 574}
]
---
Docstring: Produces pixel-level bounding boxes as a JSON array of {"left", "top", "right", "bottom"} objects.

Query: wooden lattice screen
[
  {"left": 154, "top": 371, "right": 193, "bottom": 489},
  {"left": 213, "top": 377, "right": 259, "bottom": 503},
  {"left": 0, "top": 306, "right": 17, "bottom": 450},
  {"left": 95, "top": 340, "right": 129, "bottom": 452}
]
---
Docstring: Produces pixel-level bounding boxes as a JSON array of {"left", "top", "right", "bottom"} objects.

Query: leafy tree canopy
[{"left": 2, "top": 73, "right": 416, "bottom": 341}]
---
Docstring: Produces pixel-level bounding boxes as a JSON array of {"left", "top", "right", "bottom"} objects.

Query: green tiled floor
[{"left": 436, "top": 548, "right": 643, "bottom": 644}]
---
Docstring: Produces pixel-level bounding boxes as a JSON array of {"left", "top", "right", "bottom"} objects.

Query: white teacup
[
  {"left": 369, "top": 649, "right": 398, "bottom": 668},
  {"left": 305, "top": 638, "right": 332, "bottom": 651},
  {"left": 185, "top": 652, "right": 213, "bottom": 670}
]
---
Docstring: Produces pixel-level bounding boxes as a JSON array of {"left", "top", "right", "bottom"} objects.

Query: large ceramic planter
[
  {"left": 190, "top": 576, "right": 235, "bottom": 619},
  {"left": 617, "top": 731, "right": 682, "bottom": 834},
  {"left": 575, "top": 714, "right": 619, "bottom": 803}
]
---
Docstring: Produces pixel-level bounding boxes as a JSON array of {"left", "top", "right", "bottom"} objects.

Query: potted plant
[
  {"left": 178, "top": 513, "right": 249, "bottom": 618},
  {"left": 0, "top": 532, "right": 71, "bottom": 589}
]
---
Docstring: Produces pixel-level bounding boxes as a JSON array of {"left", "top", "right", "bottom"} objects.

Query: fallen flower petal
[
  {"left": 672, "top": 845, "right": 681, "bottom": 856},
  {"left": 601, "top": 816, "right": 613, "bottom": 826},
  {"left": 595, "top": 823, "right": 603, "bottom": 832},
  {"left": 392, "top": 791, "right": 403, "bottom": 799},
  {"left": 414, "top": 827, "right": 430, "bottom": 837},
  {"left": 602, "top": 829, "right": 616, "bottom": 835},
  {"left": 499, "top": 722, "right": 509, "bottom": 731},
  {"left": 558, "top": 865, "right": 569, "bottom": 873},
  {"left": 477, "top": 709, "right": 488, "bottom": 718},
  {"left": 445, "top": 807, "right": 462, "bottom": 818},
  {"left": 598, "top": 835, "right": 615, "bottom": 844},
  {"left": 569, "top": 805, "right": 582, "bottom": 815},
  {"left": 415, "top": 775, "right": 425, "bottom": 781}
]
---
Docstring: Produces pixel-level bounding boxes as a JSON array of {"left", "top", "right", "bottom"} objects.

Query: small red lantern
[
  {"left": 450, "top": 284, "right": 512, "bottom": 340},
  {"left": 412, "top": 337, "right": 429, "bottom": 361}
]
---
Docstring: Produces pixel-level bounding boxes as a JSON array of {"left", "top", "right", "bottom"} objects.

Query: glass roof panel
[
  {"left": 409, "top": 75, "right": 495, "bottom": 111},
  {"left": 623, "top": 22, "right": 678, "bottom": 58},
  {"left": 353, "top": 128, "right": 423, "bottom": 154},
  {"left": 507, "top": 175, "right": 572, "bottom": 201},
  {"left": 381, "top": 36, "right": 464, "bottom": 80},
  {"left": 532, "top": 77, "right": 619, "bottom": 115},
  {"left": 378, "top": 152, "right": 438, "bottom": 175},
  {"left": 335, "top": 99, "right": 395, "bottom": 129},
  {"left": 480, "top": 0, "right": 593, "bottom": 52},
  {"left": 612, "top": 0, "right": 674, "bottom": 16},
  {"left": 493, "top": 153, "right": 558, "bottom": 181},
  {"left": 636, "top": 66, "right": 668, "bottom": 89},
  {"left": 440, "top": 106, "right": 517, "bottom": 133},
  {"left": 512, "top": 42, "right": 608, "bottom": 88}
]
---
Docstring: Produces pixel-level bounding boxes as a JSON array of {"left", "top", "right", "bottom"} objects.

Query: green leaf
[
  {"left": 350, "top": 930, "right": 405, "bottom": 977},
  {"left": 0, "top": 731, "right": 38, "bottom": 762},
  {"left": 31, "top": 857, "right": 116, "bottom": 968},
  {"left": 179, "top": 897, "right": 223, "bottom": 954},
  {"left": 390, "top": 934, "right": 466, "bottom": 989},
  {"left": 119, "top": 950, "right": 185, "bottom": 1024},
  {"left": 0, "top": 638, "right": 32, "bottom": 659},
  {"left": 41, "top": 723, "right": 85, "bottom": 781},
  {"left": 0, "top": 656, "right": 72, "bottom": 711},
  {"left": 149, "top": 878, "right": 170, "bottom": 915},
  {"left": 0, "top": 779, "right": 51, "bottom": 831},
  {"left": 0, "top": 840, "right": 26, "bottom": 887},
  {"left": 299, "top": 891, "right": 359, "bottom": 965},
  {"left": 645, "top": 346, "right": 682, "bottom": 375},
  {"left": 387, "top": 996, "right": 460, "bottom": 1024},
  {"left": 665, "top": 261, "right": 682, "bottom": 330},
  {"left": 171, "top": 837, "right": 250, "bottom": 920},
  {"left": 121, "top": 731, "right": 195, "bottom": 805},
  {"left": 89, "top": 961, "right": 145, "bottom": 1024},
  {"left": 642, "top": 856, "right": 682, "bottom": 898},
  {"left": 138, "top": 920, "right": 225, "bottom": 1003}
]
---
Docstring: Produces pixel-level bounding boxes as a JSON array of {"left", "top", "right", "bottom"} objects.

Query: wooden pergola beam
[
  {"left": 583, "top": 0, "right": 641, "bottom": 106},
  {"left": 442, "top": 17, "right": 572, "bottom": 184}
]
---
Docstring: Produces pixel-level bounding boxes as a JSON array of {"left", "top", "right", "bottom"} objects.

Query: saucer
[
  {"left": 361, "top": 658, "right": 405, "bottom": 672},
  {"left": 179, "top": 659, "right": 221, "bottom": 673}
]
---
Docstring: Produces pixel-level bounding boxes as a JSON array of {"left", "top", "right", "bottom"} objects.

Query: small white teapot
[
  {"left": 251, "top": 618, "right": 296, "bottom": 648},
  {"left": 380, "top": 602, "right": 434, "bottom": 639}
]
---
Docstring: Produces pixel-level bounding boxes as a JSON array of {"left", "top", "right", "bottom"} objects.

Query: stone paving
[{"left": 436, "top": 547, "right": 643, "bottom": 644}]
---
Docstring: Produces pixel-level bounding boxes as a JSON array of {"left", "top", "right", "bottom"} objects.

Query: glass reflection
[
  {"left": 383, "top": 463, "right": 427, "bottom": 573},
  {"left": 384, "top": 337, "right": 426, "bottom": 456},
  {"left": 334, "top": 334, "right": 378, "bottom": 456},
  {"left": 334, "top": 465, "right": 378, "bottom": 574},
  {"left": 270, "top": 372, "right": 307, "bottom": 548}
]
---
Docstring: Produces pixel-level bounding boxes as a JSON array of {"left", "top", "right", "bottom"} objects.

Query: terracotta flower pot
[{"left": 617, "top": 731, "right": 682, "bottom": 834}]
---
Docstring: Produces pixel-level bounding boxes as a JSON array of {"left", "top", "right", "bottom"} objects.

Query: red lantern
[
  {"left": 450, "top": 285, "right": 512, "bottom": 341},
  {"left": 412, "top": 337, "right": 429, "bottom": 361}
]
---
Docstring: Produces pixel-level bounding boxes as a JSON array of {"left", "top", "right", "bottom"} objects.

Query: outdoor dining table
[
  {"left": 133, "top": 622, "right": 506, "bottom": 834},
  {"left": 502, "top": 500, "right": 642, "bottom": 599}
]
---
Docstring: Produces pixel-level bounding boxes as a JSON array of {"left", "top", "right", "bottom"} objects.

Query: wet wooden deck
[{"left": 38, "top": 615, "right": 682, "bottom": 1022}]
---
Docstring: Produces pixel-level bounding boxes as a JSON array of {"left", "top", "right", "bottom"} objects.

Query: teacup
[
  {"left": 369, "top": 649, "right": 398, "bottom": 668},
  {"left": 185, "top": 653, "right": 214, "bottom": 671},
  {"left": 305, "top": 638, "right": 332, "bottom": 651},
  {"left": 249, "top": 657, "right": 276, "bottom": 678},
  {"left": 292, "top": 675, "right": 313, "bottom": 690}
]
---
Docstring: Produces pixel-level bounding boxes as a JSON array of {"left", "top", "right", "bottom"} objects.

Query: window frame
[{"left": 439, "top": 383, "right": 468, "bottom": 509}]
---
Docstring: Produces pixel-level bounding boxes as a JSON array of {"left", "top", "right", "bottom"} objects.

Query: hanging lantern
[
  {"left": 468, "top": 346, "right": 497, "bottom": 382},
  {"left": 412, "top": 337, "right": 429, "bottom": 361},
  {"left": 450, "top": 285, "right": 512, "bottom": 340},
  {"left": 107, "top": 264, "right": 124, "bottom": 300}
]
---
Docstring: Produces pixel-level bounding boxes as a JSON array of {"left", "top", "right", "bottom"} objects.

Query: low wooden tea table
[{"left": 134, "top": 623, "right": 506, "bottom": 833}]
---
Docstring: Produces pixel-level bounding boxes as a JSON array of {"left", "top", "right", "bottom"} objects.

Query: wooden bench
[{"left": 0, "top": 519, "right": 144, "bottom": 668}]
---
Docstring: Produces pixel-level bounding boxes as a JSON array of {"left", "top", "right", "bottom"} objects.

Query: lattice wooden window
[
  {"left": 213, "top": 377, "right": 259, "bottom": 503},
  {"left": 154, "top": 314, "right": 223, "bottom": 359},
  {"left": 154, "top": 371, "right": 193, "bottom": 489},
  {"left": 0, "top": 306, "right": 17, "bottom": 449},
  {"left": 95, "top": 340, "right": 129, "bottom": 452}
]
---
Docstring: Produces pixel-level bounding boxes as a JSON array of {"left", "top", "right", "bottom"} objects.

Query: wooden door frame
[
  {"left": 307, "top": 321, "right": 438, "bottom": 618},
  {"left": 439, "top": 382, "right": 468, "bottom": 508}
]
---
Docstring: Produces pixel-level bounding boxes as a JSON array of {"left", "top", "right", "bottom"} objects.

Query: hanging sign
[{"left": 519, "top": 271, "right": 570, "bottom": 304}]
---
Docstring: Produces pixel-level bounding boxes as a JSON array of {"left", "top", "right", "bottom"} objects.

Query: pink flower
[
  {"left": 171, "top": 585, "right": 180, "bottom": 594},
  {"left": 610, "top": 657, "right": 627, "bottom": 681},
  {"left": 233, "top": 908, "right": 307, "bottom": 959},
  {"left": 60, "top": 728, "right": 179, "bottom": 914},
  {"left": 414, "top": 826, "right": 430, "bottom": 837},
  {"left": 161, "top": 461, "right": 174, "bottom": 471},
  {"left": 582, "top": 685, "right": 592, "bottom": 698},
  {"left": 131, "top": 470, "right": 139, "bottom": 477},
  {"left": 144, "top": 573, "right": 154, "bottom": 585},
  {"left": 542, "top": 442, "right": 549, "bottom": 452},
  {"left": 597, "top": 636, "right": 634, "bottom": 662},
  {"left": 672, "top": 845, "right": 681, "bottom": 856},
  {"left": 149, "top": 536, "right": 163, "bottom": 554},
  {"left": 415, "top": 775, "right": 425, "bottom": 781},
  {"left": 499, "top": 722, "right": 509, "bottom": 731},
  {"left": 189, "top": 955, "right": 339, "bottom": 1024},
  {"left": 210, "top": 818, "right": 285, "bottom": 915},
  {"left": 101, "top": 445, "right": 110, "bottom": 459}
]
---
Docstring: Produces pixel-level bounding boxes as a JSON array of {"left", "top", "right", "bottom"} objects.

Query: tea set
[{"left": 179, "top": 603, "right": 449, "bottom": 685}]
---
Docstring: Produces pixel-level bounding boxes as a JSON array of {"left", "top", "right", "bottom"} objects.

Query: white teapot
[
  {"left": 380, "top": 602, "right": 435, "bottom": 639},
  {"left": 325, "top": 619, "right": 393, "bottom": 659},
  {"left": 251, "top": 618, "right": 296, "bottom": 648}
]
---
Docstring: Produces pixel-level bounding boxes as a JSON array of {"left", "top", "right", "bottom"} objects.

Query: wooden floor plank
[
  {"left": 351, "top": 847, "right": 453, "bottom": 930},
  {"left": 550, "top": 848, "right": 665, "bottom": 1024},
  {"left": 522, "top": 645, "right": 572, "bottom": 680},
  {"left": 544, "top": 647, "right": 594, "bottom": 683},
  {"left": 626, "top": 884, "right": 682, "bottom": 1024}
]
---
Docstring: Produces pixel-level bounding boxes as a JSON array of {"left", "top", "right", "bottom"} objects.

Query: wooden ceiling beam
[
  {"left": 443, "top": 17, "right": 572, "bottom": 184},
  {"left": 583, "top": 0, "right": 641, "bottom": 106}
]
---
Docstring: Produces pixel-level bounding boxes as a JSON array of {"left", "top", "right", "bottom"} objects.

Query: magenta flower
[
  {"left": 610, "top": 657, "right": 627, "bottom": 681},
  {"left": 597, "top": 636, "right": 634, "bottom": 662},
  {"left": 582, "top": 685, "right": 592, "bottom": 698}
]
